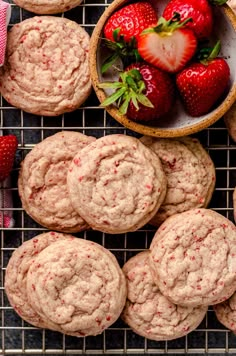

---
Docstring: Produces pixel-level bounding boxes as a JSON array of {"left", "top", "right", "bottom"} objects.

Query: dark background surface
[{"left": 1, "top": 0, "right": 236, "bottom": 354}]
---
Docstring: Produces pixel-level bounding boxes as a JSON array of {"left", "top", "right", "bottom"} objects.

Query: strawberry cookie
[
  {"left": 214, "top": 292, "right": 236, "bottom": 334},
  {"left": 233, "top": 187, "right": 236, "bottom": 223},
  {"left": 4, "top": 232, "right": 69, "bottom": 329},
  {"left": 0, "top": 17, "right": 91, "bottom": 116},
  {"left": 140, "top": 136, "right": 215, "bottom": 225},
  {"left": 149, "top": 209, "right": 236, "bottom": 307},
  {"left": 13, "top": 0, "right": 83, "bottom": 15},
  {"left": 224, "top": 102, "right": 236, "bottom": 142},
  {"left": 18, "top": 131, "right": 95, "bottom": 232},
  {"left": 122, "top": 251, "right": 207, "bottom": 340},
  {"left": 26, "top": 237, "right": 127, "bottom": 336},
  {"left": 67, "top": 134, "right": 167, "bottom": 234}
]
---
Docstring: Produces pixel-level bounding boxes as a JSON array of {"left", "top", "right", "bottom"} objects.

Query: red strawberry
[
  {"left": 163, "top": 0, "right": 227, "bottom": 40},
  {"left": 102, "top": 1, "right": 158, "bottom": 73},
  {"left": 0, "top": 135, "right": 18, "bottom": 182},
  {"left": 138, "top": 13, "right": 197, "bottom": 73},
  {"left": 98, "top": 63, "right": 175, "bottom": 122},
  {"left": 163, "top": 0, "right": 213, "bottom": 40},
  {"left": 176, "top": 41, "right": 230, "bottom": 117},
  {"left": 104, "top": 1, "right": 158, "bottom": 43}
]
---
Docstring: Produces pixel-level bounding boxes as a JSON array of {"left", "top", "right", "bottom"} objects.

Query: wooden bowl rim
[{"left": 89, "top": 1, "right": 236, "bottom": 137}]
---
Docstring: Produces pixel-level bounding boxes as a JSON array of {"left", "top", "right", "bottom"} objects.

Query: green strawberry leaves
[
  {"left": 141, "top": 12, "right": 193, "bottom": 36},
  {"left": 98, "top": 68, "right": 154, "bottom": 114},
  {"left": 196, "top": 40, "right": 221, "bottom": 65}
]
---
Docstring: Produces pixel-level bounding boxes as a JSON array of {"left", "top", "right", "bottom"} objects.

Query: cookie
[
  {"left": 0, "top": 17, "right": 91, "bottom": 116},
  {"left": 13, "top": 0, "right": 83, "bottom": 15},
  {"left": 233, "top": 187, "right": 236, "bottom": 223},
  {"left": 149, "top": 209, "right": 236, "bottom": 307},
  {"left": 67, "top": 134, "right": 167, "bottom": 234},
  {"left": 18, "top": 131, "right": 95, "bottom": 232},
  {"left": 140, "top": 136, "right": 215, "bottom": 225},
  {"left": 122, "top": 251, "right": 207, "bottom": 341},
  {"left": 224, "top": 101, "right": 236, "bottom": 142},
  {"left": 4, "top": 232, "right": 69, "bottom": 329},
  {"left": 214, "top": 292, "right": 236, "bottom": 334},
  {"left": 26, "top": 237, "right": 127, "bottom": 336}
]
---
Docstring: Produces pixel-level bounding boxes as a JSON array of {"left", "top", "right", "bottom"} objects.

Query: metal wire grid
[{"left": 1, "top": 0, "right": 236, "bottom": 354}]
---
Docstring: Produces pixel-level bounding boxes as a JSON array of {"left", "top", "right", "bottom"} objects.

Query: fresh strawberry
[
  {"left": 104, "top": 1, "right": 158, "bottom": 43},
  {"left": 102, "top": 1, "right": 158, "bottom": 73},
  {"left": 0, "top": 135, "right": 18, "bottom": 182},
  {"left": 163, "top": 0, "right": 227, "bottom": 40},
  {"left": 176, "top": 41, "right": 230, "bottom": 117},
  {"left": 98, "top": 63, "right": 175, "bottom": 122},
  {"left": 138, "top": 13, "right": 197, "bottom": 73}
]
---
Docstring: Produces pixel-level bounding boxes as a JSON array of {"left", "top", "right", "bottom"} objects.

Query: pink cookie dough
[
  {"left": 0, "top": 17, "right": 91, "bottom": 116},
  {"left": 18, "top": 131, "right": 95, "bottom": 232},
  {"left": 4, "top": 232, "right": 69, "bottom": 329},
  {"left": 140, "top": 136, "right": 215, "bottom": 225},
  {"left": 214, "top": 292, "right": 236, "bottom": 334},
  {"left": 122, "top": 251, "right": 207, "bottom": 341},
  {"left": 149, "top": 209, "right": 236, "bottom": 307},
  {"left": 67, "top": 134, "right": 167, "bottom": 234},
  {"left": 26, "top": 237, "right": 127, "bottom": 336}
]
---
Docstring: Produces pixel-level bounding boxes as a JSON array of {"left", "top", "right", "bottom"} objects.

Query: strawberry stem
[
  {"left": 113, "top": 28, "right": 121, "bottom": 41},
  {"left": 141, "top": 12, "right": 193, "bottom": 35},
  {"left": 197, "top": 40, "right": 221, "bottom": 65},
  {"left": 208, "top": 40, "right": 221, "bottom": 60},
  {"left": 101, "top": 53, "right": 119, "bottom": 74}
]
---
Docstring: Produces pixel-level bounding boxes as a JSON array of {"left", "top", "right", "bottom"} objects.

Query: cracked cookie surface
[
  {"left": 18, "top": 131, "right": 95, "bottom": 232},
  {"left": 122, "top": 251, "right": 207, "bottom": 340},
  {"left": 0, "top": 17, "right": 91, "bottom": 116},
  {"left": 140, "top": 136, "right": 215, "bottom": 226},
  {"left": 150, "top": 209, "right": 236, "bottom": 306},
  {"left": 67, "top": 134, "right": 167, "bottom": 233},
  {"left": 27, "top": 237, "right": 127, "bottom": 336}
]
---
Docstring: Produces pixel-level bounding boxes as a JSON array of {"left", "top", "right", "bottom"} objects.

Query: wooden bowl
[{"left": 89, "top": 0, "right": 236, "bottom": 137}]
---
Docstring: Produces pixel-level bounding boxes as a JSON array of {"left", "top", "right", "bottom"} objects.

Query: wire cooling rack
[{"left": 1, "top": 0, "right": 236, "bottom": 354}]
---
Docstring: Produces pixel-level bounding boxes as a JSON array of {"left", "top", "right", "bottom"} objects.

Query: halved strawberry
[
  {"left": 176, "top": 41, "right": 230, "bottom": 117},
  {"left": 138, "top": 13, "right": 197, "bottom": 73},
  {"left": 98, "top": 63, "right": 175, "bottom": 122}
]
